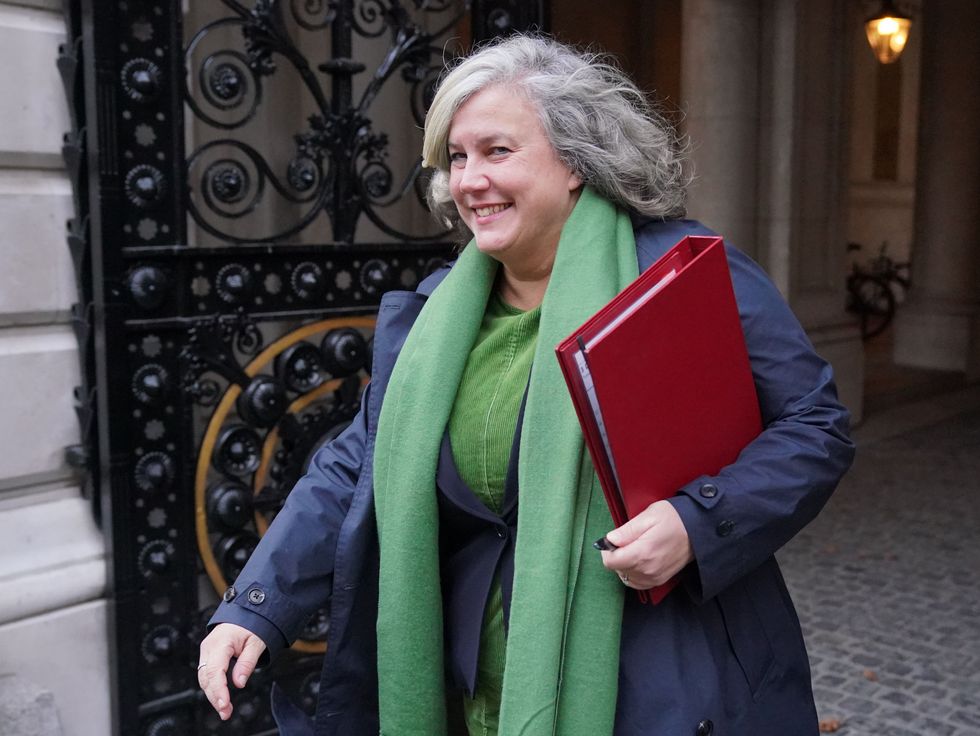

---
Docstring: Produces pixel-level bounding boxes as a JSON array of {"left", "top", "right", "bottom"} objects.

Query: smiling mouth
[{"left": 473, "top": 204, "right": 511, "bottom": 217}]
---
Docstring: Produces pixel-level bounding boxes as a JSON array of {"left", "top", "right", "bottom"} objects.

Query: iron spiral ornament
[{"left": 183, "top": 0, "right": 467, "bottom": 244}]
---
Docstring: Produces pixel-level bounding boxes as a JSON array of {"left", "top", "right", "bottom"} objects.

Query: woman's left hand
[{"left": 599, "top": 501, "right": 694, "bottom": 589}]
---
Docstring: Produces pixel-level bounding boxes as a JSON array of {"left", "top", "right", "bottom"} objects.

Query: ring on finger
[
  {"left": 619, "top": 572, "right": 630, "bottom": 584},
  {"left": 197, "top": 662, "right": 208, "bottom": 671}
]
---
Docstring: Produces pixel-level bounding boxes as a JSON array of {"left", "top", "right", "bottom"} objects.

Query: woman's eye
[
  {"left": 448, "top": 152, "right": 466, "bottom": 165},
  {"left": 490, "top": 146, "right": 510, "bottom": 156}
]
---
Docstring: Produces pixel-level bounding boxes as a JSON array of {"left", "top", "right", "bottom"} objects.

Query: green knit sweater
[{"left": 448, "top": 291, "right": 541, "bottom": 736}]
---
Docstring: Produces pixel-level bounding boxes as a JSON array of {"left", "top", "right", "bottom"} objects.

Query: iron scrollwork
[{"left": 185, "top": 0, "right": 469, "bottom": 245}]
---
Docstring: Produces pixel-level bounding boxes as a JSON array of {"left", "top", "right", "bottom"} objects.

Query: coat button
[
  {"left": 716, "top": 520, "right": 735, "bottom": 537},
  {"left": 696, "top": 719, "right": 714, "bottom": 736},
  {"left": 699, "top": 483, "right": 718, "bottom": 498},
  {"left": 247, "top": 588, "right": 266, "bottom": 605},
  {"left": 222, "top": 586, "right": 237, "bottom": 603},
  {"left": 496, "top": 528, "right": 506, "bottom": 539}
]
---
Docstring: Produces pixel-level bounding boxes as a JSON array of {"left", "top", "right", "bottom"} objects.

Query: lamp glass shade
[{"left": 865, "top": 15, "right": 911, "bottom": 64}]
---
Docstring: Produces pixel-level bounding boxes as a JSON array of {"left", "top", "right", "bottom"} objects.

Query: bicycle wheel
[
  {"left": 889, "top": 272, "right": 911, "bottom": 303},
  {"left": 851, "top": 275, "right": 895, "bottom": 339}
]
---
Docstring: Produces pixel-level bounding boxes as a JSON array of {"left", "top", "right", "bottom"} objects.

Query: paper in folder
[{"left": 556, "top": 235, "right": 762, "bottom": 605}]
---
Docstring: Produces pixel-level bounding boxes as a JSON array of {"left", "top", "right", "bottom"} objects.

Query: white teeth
[{"left": 474, "top": 204, "right": 510, "bottom": 217}]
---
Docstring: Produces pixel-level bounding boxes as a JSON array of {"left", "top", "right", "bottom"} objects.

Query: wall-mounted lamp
[{"left": 865, "top": 0, "right": 912, "bottom": 64}]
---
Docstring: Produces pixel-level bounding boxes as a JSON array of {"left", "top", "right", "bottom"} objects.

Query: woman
[{"left": 199, "top": 35, "right": 854, "bottom": 736}]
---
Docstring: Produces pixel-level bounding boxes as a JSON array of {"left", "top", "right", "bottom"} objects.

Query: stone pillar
[
  {"left": 0, "top": 3, "right": 111, "bottom": 735},
  {"left": 681, "top": 0, "right": 761, "bottom": 259},
  {"left": 0, "top": 676, "right": 64, "bottom": 736},
  {"left": 681, "top": 0, "right": 865, "bottom": 421},
  {"left": 893, "top": 0, "right": 980, "bottom": 378}
]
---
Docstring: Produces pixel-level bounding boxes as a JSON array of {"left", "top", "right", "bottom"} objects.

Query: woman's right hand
[{"left": 197, "top": 623, "right": 267, "bottom": 721}]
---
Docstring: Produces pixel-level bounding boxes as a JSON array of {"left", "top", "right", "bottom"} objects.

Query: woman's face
[{"left": 447, "top": 85, "right": 582, "bottom": 267}]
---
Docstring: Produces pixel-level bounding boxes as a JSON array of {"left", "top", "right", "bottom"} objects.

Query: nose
[{"left": 456, "top": 159, "right": 490, "bottom": 194}]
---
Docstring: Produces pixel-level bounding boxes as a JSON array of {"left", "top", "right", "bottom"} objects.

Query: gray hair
[{"left": 422, "top": 35, "right": 688, "bottom": 232}]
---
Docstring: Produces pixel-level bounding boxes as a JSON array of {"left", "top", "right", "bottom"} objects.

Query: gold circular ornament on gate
[{"left": 195, "top": 316, "right": 374, "bottom": 653}]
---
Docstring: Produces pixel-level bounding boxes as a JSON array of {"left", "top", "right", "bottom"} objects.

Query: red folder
[{"left": 556, "top": 235, "right": 762, "bottom": 604}]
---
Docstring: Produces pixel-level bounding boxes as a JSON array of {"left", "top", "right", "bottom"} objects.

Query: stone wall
[{"left": 0, "top": 2, "right": 111, "bottom": 735}]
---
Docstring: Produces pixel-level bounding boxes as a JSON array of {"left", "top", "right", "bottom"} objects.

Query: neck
[
  {"left": 497, "top": 271, "right": 548, "bottom": 310},
  {"left": 496, "top": 249, "right": 556, "bottom": 309},
  {"left": 492, "top": 228, "right": 559, "bottom": 309}
]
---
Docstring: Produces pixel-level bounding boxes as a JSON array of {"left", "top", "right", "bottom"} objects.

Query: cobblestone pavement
[{"left": 779, "top": 397, "right": 980, "bottom": 736}]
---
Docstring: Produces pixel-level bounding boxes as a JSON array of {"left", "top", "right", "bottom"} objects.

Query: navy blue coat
[{"left": 211, "top": 217, "right": 855, "bottom": 736}]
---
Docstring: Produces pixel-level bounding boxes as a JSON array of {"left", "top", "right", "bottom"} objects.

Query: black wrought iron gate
[{"left": 59, "top": 1, "right": 545, "bottom": 734}]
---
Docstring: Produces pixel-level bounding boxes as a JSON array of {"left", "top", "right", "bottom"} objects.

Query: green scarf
[{"left": 373, "top": 187, "right": 639, "bottom": 735}]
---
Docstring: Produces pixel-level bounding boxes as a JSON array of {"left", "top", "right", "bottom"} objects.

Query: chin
[{"left": 472, "top": 235, "right": 511, "bottom": 256}]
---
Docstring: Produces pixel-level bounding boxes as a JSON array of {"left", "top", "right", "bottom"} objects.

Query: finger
[
  {"left": 603, "top": 522, "right": 658, "bottom": 569},
  {"left": 605, "top": 502, "right": 662, "bottom": 548},
  {"left": 231, "top": 636, "right": 266, "bottom": 689},
  {"left": 199, "top": 663, "right": 233, "bottom": 720},
  {"left": 599, "top": 548, "right": 628, "bottom": 571},
  {"left": 603, "top": 543, "right": 642, "bottom": 571},
  {"left": 617, "top": 510, "right": 693, "bottom": 585},
  {"left": 602, "top": 524, "right": 670, "bottom": 575},
  {"left": 600, "top": 540, "right": 637, "bottom": 573},
  {"left": 600, "top": 537, "right": 644, "bottom": 570},
  {"left": 199, "top": 639, "right": 237, "bottom": 720}
]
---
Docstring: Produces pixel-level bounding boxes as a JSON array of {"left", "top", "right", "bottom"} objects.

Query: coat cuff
[
  {"left": 667, "top": 475, "right": 750, "bottom": 603},
  {"left": 208, "top": 593, "right": 292, "bottom": 663}
]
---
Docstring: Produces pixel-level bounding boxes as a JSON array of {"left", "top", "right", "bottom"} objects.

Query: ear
[{"left": 567, "top": 170, "right": 583, "bottom": 191}]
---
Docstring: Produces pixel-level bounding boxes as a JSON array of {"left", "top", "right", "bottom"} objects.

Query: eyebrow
[{"left": 447, "top": 132, "right": 517, "bottom": 150}]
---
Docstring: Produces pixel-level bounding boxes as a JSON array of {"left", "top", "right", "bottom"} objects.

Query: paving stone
[
  {"left": 918, "top": 699, "right": 958, "bottom": 718},
  {"left": 951, "top": 709, "right": 980, "bottom": 729},
  {"left": 880, "top": 677, "right": 913, "bottom": 691},
  {"left": 877, "top": 706, "right": 920, "bottom": 722},
  {"left": 919, "top": 666, "right": 946, "bottom": 683},
  {"left": 847, "top": 678, "right": 881, "bottom": 696},
  {"left": 914, "top": 684, "right": 947, "bottom": 699},
  {"left": 911, "top": 717, "right": 958, "bottom": 736},
  {"left": 879, "top": 725, "right": 922, "bottom": 736},
  {"left": 952, "top": 693, "right": 980, "bottom": 711},
  {"left": 882, "top": 660, "right": 914, "bottom": 676},
  {"left": 817, "top": 673, "right": 848, "bottom": 688},
  {"left": 779, "top": 409, "right": 980, "bottom": 736},
  {"left": 838, "top": 696, "right": 879, "bottom": 714},
  {"left": 850, "top": 654, "right": 883, "bottom": 668}
]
